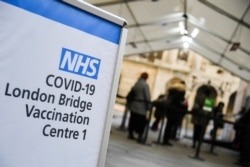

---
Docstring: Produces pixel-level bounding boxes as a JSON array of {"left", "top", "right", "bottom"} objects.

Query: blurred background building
[{"left": 83, "top": 0, "right": 250, "bottom": 165}]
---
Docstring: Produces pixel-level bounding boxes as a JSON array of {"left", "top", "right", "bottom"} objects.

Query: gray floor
[{"left": 105, "top": 105, "right": 240, "bottom": 167}]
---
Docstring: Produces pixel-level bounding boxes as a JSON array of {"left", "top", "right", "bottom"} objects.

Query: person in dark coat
[
  {"left": 127, "top": 72, "right": 151, "bottom": 143},
  {"left": 232, "top": 107, "right": 247, "bottom": 150},
  {"left": 233, "top": 108, "right": 250, "bottom": 167},
  {"left": 162, "top": 88, "right": 187, "bottom": 146},
  {"left": 151, "top": 94, "right": 166, "bottom": 131},
  {"left": 210, "top": 102, "right": 224, "bottom": 138},
  {"left": 191, "top": 90, "right": 214, "bottom": 148}
]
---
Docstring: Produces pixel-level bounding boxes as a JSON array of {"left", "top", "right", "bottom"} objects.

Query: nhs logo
[{"left": 59, "top": 48, "right": 101, "bottom": 79}]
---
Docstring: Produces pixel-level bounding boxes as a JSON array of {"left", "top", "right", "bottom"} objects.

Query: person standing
[
  {"left": 191, "top": 89, "right": 214, "bottom": 148},
  {"left": 127, "top": 72, "right": 151, "bottom": 143},
  {"left": 233, "top": 108, "right": 250, "bottom": 166},
  {"left": 162, "top": 87, "right": 187, "bottom": 146},
  {"left": 232, "top": 107, "right": 246, "bottom": 150},
  {"left": 210, "top": 102, "right": 224, "bottom": 137},
  {"left": 151, "top": 94, "right": 166, "bottom": 131}
]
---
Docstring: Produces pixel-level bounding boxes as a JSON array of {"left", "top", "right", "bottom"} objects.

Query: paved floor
[{"left": 105, "top": 104, "right": 240, "bottom": 167}]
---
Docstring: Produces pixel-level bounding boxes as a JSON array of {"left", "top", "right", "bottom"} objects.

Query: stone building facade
[
  {"left": 118, "top": 49, "right": 241, "bottom": 113},
  {"left": 116, "top": 49, "right": 248, "bottom": 140}
]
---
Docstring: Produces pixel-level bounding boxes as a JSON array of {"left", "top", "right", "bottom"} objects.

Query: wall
[
  {"left": 117, "top": 49, "right": 242, "bottom": 113},
  {"left": 116, "top": 49, "right": 248, "bottom": 141}
]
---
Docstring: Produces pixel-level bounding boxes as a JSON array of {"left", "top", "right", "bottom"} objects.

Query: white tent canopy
[{"left": 85, "top": 0, "right": 250, "bottom": 82}]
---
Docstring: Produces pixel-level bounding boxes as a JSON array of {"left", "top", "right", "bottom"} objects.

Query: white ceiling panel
[
  {"left": 206, "top": 0, "right": 250, "bottom": 18},
  {"left": 193, "top": 28, "right": 228, "bottom": 54},
  {"left": 125, "top": 42, "right": 151, "bottom": 55},
  {"left": 220, "top": 58, "right": 250, "bottom": 80},
  {"left": 85, "top": 0, "right": 250, "bottom": 81},
  {"left": 140, "top": 22, "right": 180, "bottom": 41},
  {"left": 244, "top": 7, "right": 250, "bottom": 24},
  {"left": 101, "top": 4, "right": 136, "bottom": 25},
  {"left": 225, "top": 49, "right": 250, "bottom": 71},
  {"left": 126, "top": 27, "right": 145, "bottom": 43},
  {"left": 237, "top": 25, "right": 250, "bottom": 51},
  {"left": 190, "top": 42, "right": 222, "bottom": 63},
  {"left": 128, "top": 0, "right": 183, "bottom": 24},
  {"left": 149, "top": 38, "right": 183, "bottom": 51},
  {"left": 188, "top": 0, "right": 238, "bottom": 40}
]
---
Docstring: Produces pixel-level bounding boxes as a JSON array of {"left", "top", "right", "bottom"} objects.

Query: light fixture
[
  {"left": 179, "top": 22, "right": 188, "bottom": 35},
  {"left": 191, "top": 28, "right": 199, "bottom": 38},
  {"left": 199, "top": 17, "right": 205, "bottom": 25},
  {"left": 181, "top": 35, "right": 192, "bottom": 43},
  {"left": 181, "top": 35, "right": 192, "bottom": 49},
  {"left": 179, "top": 22, "right": 184, "bottom": 30},
  {"left": 183, "top": 42, "right": 189, "bottom": 49}
]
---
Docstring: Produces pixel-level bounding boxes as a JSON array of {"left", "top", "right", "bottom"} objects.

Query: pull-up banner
[{"left": 0, "top": 0, "right": 127, "bottom": 167}]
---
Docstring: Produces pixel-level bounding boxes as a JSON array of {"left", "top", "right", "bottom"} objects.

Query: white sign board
[{"left": 0, "top": 0, "right": 127, "bottom": 167}]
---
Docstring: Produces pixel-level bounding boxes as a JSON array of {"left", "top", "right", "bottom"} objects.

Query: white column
[
  {"left": 221, "top": 79, "right": 248, "bottom": 140},
  {"left": 232, "top": 80, "right": 248, "bottom": 115},
  {"left": 243, "top": 82, "right": 250, "bottom": 109}
]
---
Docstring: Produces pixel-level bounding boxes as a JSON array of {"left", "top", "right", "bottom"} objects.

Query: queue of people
[
  {"left": 126, "top": 72, "right": 188, "bottom": 146},
  {"left": 123, "top": 72, "right": 250, "bottom": 166},
  {"left": 152, "top": 83, "right": 188, "bottom": 146}
]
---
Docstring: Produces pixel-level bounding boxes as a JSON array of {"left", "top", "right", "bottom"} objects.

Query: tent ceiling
[{"left": 84, "top": 0, "right": 250, "bottom": 82}]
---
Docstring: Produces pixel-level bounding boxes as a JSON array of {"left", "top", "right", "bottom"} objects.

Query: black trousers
[
  {"left": 151, "top": 117, "right": 161, "bottom": 130},
  {"left": 193, "top": 124, "right": 205, "bottom": 147},
  {"left": 128, "top": 111, "right": 147, "bottom": 137},
  {"left": 163, "top": 118, "right": 178, "bottom": 144}
]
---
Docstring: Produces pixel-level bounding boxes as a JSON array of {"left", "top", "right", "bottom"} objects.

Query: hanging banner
[{"left": 0, "top": 0, "right": 127, "bottom": 167}]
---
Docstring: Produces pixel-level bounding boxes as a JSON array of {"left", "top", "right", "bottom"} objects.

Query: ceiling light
[
  {"left": 179, "top": 22, "right": 184, "bottom": 30},
  {"left": 199, "top": 17, "right": 205, "bottom": 25},
  {"left": 183, "top": 42, "right": 189, "bottom": 49},
  {"left": 191, "top": 28, "right": 199, "bottom": 38},
  {"left": 181, "top": 29, "right": 188, "bottom": 35},
  {"left": 181, "top": 36, "right": 192, "bottom": 43},
  {"left": 179, "top": 22, "right": 188, "bottom": 35}
]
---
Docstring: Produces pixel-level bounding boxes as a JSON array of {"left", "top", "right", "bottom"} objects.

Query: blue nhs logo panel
[{"left": 59, "top": 48, "right": 101, "bottom": 79}]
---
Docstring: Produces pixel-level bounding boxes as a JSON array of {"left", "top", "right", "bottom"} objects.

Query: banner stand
[{"left": 0, "top": 1, "right": 127, "bottom": 167}]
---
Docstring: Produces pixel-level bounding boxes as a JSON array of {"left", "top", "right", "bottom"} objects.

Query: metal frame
[{"left": 62, "top": 0, "right": 128, "bottom": 166}]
